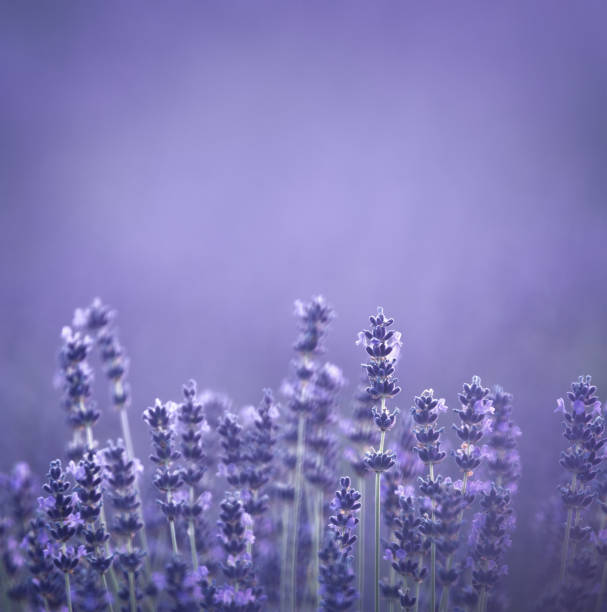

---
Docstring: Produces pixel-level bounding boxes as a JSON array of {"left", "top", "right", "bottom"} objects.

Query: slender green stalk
[
  {"left": 560, "top": 474, "right": 577, "bottom": 582},
  {"left": 358, "top": 477, "right": 366, "bottom": 611},
  {"left": 374, "top": 470, "right": 381, "bottom": 612},
  {"left": 64, "top": 571, "right": 73, "bottom": 612},
  {"left": 290, "top": 414, "right": 306, "bottom": 612},
  {"left": 188, "top": 486, "right": 199, "bottom": 570},
  {"left": 102, "top": 574, "right": 115, "bottom": 612},
  {"left": 169, "top": 520, "right": 179, "bottom": 555},
  {"left": 312, "top": 489, "right": 321, "bottom": 607},
  {"left": 414, "top": 581, "right": 421, "bottom": 612},
  {"left": 477, "top": 586, "right": 486, "bottom": 612},
  {"left": 595, "top": 559, "right": 607, "bottom": 612},
  {"left": 429, "top": 462, "right": 436, "bottom": 612},
  {"left": 374, "top": 410, "right": 386, "bottom": 612}
]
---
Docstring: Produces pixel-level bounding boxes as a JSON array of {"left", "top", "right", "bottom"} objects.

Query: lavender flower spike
[
  {"left": 358, "top": 306, "right": 402, "bottom": 612},
  {"left": 318, "top": 477, "right": 362, "bottom": 611},
  {"left": 143, "top": 398, "right": 183, "bottom": 555},
  {"left": 41, "top": 459, "right": 85, "bottom": 612}
]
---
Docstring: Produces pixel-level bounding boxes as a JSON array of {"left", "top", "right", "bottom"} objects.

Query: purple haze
[{"left": 1, "top": 2, "right": 607, "bottom": 608}]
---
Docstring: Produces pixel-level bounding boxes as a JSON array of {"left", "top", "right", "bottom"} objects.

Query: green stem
[
  {"left": 64, "top": 572, "right": 73, "bottom": 612},
  {"left": 374, "top": 470, "right": 381, "bottom": 612},
  {"left": 477, "top": 587, "right": 486, "bottom": 612},
  {"left": 169, "top": 520, "right": 179, "bottom": 555},
  {"left": 595, "top": 560, "right": 607, "bottom": 612},
  {"left": 290, "top": 414, "right": 306, "bottom": 612},
  {"left": 429, "top": 462, "right": 436, "bottom": 612},
  {"left": 102, "top": 574, "right": 115, "bottom": 612},
  {"left": 358, "top": 477, "right": 366, "bottom": 611},
  {"left": 312, "top": 489, "right": 321, "bottom": 607},
  {"left": 414, "top": 580, "right": 421, "bottom": 612}
]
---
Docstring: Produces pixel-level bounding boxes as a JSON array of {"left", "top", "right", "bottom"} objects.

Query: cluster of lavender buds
[
  {"left": 318, "top": 477, "right": 362, "bottom": 611},
  {"left": 452, "top": 376, "right": 494, "bottom": 490},
  {"left": 485, "top": 387, "right": 521, "bottom": 492},
  {"left": 40, "top": 459, "right": 84, "bottom": 612},
  {"left": 469, "top": 485, "right": 514, "bottom": 612},
  {"left": 214, "top": 494, "right": 262, "bottom": 611},
  {"left": 411, "top": 388, "right": 447, "bottom": 612},
  {"left": 177, "top": 380, "right": 211, "bottom": 572},
  {"left": 384, "top": 494, "right": 428, "bottom": 611},
  {"left": 143, "top": 399, "right": 183, "bottom": 555},
  {"left": 103, "top": 440, "right": 144, "bottom": 611},
  {"left": 358, "top": 306, "right": 402, "bottom": 612},
  {"left": 555, "top": 376, "right": 605, "bottom": 610},
  {"left": 74, "top": 298, "right": 131, "bottom": 425},
  {"left": 72, "top": 451, "right": 116, "bottom": 609},
  {"left": 57, "top": 327, "right": 98, "bottom": 460}
]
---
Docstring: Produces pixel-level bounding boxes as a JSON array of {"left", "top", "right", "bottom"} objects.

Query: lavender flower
[
  {"left": 485, "top": 387, "right": 521, "bottom": 492},
  {"left": 41, "top": 459, "right": 85, "bottom": 612},
  {"left": 57, "top": 327, "right": 98, "bottom": 460},
  {"left": 143, "top": 399, "right": 183, "bottom": 555},
  {"left": 469, "top": 485, "right": 514, "bottom": 612},
  {"left": 25, "top": 516, "right": 64, "bottom": 609},
  {"left": 452, "top": 376, "right": 493, "bottom": 484},
  {"left": 318, "top": 477, "right": 362, "bottom": 611},
  {"left": 103, "top": 440, "right": 144, "bottom": 612},
  {"left": 177, "top": 380, "right": 211, "bottom": 571},
  {"left": 411, "top": 387, "right": 446, "bottom": 612},
  {"left": 215, "top": 494, "right": 262, "bottom": 611},
  {"left": 556, "top": 375, "right": 605, "bottom": 612},
  {"left": 284, "top": 295, "right": 335, "bottom": 612},
  {"left": 384, "top": 495, "right": 428, "bottom": 612},
  {"left": 358, "top": 306, "right": 402, "bottom": 612}
]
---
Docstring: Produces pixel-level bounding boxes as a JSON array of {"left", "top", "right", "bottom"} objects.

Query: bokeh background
[{"left": 1, "top": 1, "right": 607, "bottom": 608}]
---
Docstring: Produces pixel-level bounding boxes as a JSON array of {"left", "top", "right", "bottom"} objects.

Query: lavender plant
[
  {"left": 358, "top": 307, "right": 402, "bottom": 612},
  {"left": 318, "top": 477, "right": 362, "bottom": 611},
  {"left": 10, "top": 295, "right": 607, "bottom": 612}
]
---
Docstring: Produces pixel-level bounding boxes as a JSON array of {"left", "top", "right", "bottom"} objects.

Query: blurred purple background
[{"left": 2, "top": 1, "right": 607, "bottom": 606}]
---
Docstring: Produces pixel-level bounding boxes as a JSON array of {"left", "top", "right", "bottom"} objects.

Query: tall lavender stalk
[
  {"left": 358, "top": 307, "right": 402, "bottom": 612},
  {"left": 40, "top": 460, "right": 85, "bottom": 612},
  {"left": 556, "top": 375, "right": 604, "bottom": 593},
  {"left": 103, "top": 440, "right": 145, "bottom": 612},
  {"left": 57, "top": 326, "right": 98, "bottom": 461},
  {"left": 177, "top": 380, "right": 210, "bottom": 571},
  {"left": 385, "top": 494, "right": 428, "bottom": 612},
  {"left": 73, "top": 452, "right": 115, "bottom": 611},
  {"left": 345, "top": 378, "right": 378, "bottom": 608},
  {"left": 285, "top": 296, "right": 334, "bottom": 612},
  {"left": 439, "top": 376, "right": 493, "bottom": 612},
  {"left": 469, "top": 486, "right": 513, "bottom": 612},
  {"left": 411, "top": 389, "right": 447, "bottom": 612},
  {"left": 74, "top": 299, "right": 151, "bottom": 565},
  {"left": 143, "top": 399, "right": 183, "bottom": 555},
  {"left": 318, "top": 477, "right": 362, "bottom": 611}
]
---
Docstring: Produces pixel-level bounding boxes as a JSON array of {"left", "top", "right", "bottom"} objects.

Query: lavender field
[{"left": 1, "top": 2, "right": 607, "bottom": 611}]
